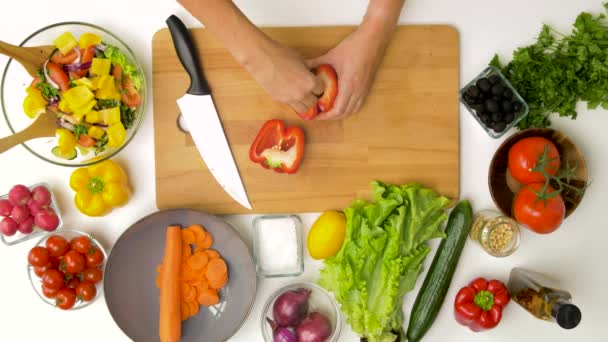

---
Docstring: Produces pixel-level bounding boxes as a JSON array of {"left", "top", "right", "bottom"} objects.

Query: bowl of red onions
[{"left": 261, "top": 282, "right": 341, "bottom": 342}]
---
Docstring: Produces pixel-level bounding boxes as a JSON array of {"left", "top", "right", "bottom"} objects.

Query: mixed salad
[{"left": 22, "top": 31, "right": 142, "bottom": 160}]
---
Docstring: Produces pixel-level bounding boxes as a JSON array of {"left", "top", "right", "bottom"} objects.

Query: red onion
[
  {"left": 296, "top": 312, "right": 333, "bottom": 342},
  {"left": 63, "top": 61, "right": 91, "bottom": 72},
  {"left": 273, "top": 288, "right": 311, "bottom": 327},
  {"left": 95, "top": 43, "right": 107, "bottom": 52},
  {"left": 267, "top": 318, "right": 297, "bottom": 342}
]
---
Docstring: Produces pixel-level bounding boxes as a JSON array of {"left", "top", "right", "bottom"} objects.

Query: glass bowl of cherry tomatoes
[{"left": 27, "top": 230, "right": 107, "bottom": 310}]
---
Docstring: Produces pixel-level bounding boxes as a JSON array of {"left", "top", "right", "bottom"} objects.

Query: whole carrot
[{"left": 159, "top": 226, "right": 183, "bottom": 342}]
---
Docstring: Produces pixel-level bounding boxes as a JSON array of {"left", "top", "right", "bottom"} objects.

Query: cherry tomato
[
  {"left": 508, "top": 137, "right": 560, "bottom": 184},
  {"left": 63, "top": 250, "right": 86, "bottom": 274},
  {"left": 76, "top": 281, "right": 97, "bottom": 302},
  {"left": 67, "top": 277, "right": 81, "bottom": 290},
  {"left": 42, "top": 269, "right": 65, "bottom": 290},
  {"left": 55, "top": 288, "right": 77, "bottom": 310},
  {"left": 28, "top": 246, "right": 49, "bottom": 267},
  {"left": 76, "top": 47, "right": 95, "bottom": 77},
  {"left": 112, "top": 65, "right": 141, "bottom": 107},
  {"left": 82, "top": 268, "right": 103, "bottom": 283},
  {"left": 85, "top": 247, "right": 104, "bottom": 268},
  {"left": 46, "top": 61, "right": 70, "bottom": 92},
  {"left": 48, "top": 256, "right": 61, "bottom": 269},
  {"left": 50, "top": 49, "right": 79, "bottom": 65},
  {"left": 513, "top": 183, "right": 565, "bottom": 234},
  {"left": 71, "top": 236, "right": 92, "bottom": 254},
  {"left": 30, "top": 76, "right": 42, "bottom": 88},
  {"left": 77, "top": 134, "right": 96, "bottom": 148},
  {"left": 34, "top": 264, "right": 51, "bottom": 278},
  {"left": 46, "top": 235, "right": 70, "bottom": 257},
  {"left": 42, "top": 285, "right": 59, "bottom": 299}
]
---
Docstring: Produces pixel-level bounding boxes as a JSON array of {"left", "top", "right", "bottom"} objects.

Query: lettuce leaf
[
  {"left": 104, "top": 44, "right": 143, "bottom": 91},
  {"left": 319, "top": 182, "right": 450, "bottom": 341}
]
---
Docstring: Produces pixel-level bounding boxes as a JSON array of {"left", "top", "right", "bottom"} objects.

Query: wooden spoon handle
[
  {"left": 0, "top": 124, "right": 44, "bottom": 154},
  {"left": 0, "top": 41, "right": 25, "bottom": 61}
]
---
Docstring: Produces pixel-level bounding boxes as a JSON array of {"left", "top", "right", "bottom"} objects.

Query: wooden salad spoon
[
  {"left": 0, "top": 41, "right": 55, "bottom": 78},
  {"left": 0, "top": 111, "right": 57, "bottom": 154}
]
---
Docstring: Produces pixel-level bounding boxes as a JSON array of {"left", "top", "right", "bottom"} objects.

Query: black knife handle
[{"left": 166, "top": 15, "right": 211, "bottom": 96}]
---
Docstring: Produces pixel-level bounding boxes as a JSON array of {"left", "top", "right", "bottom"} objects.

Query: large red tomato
[
  {"left": 513, "top": 183, "right": 565, "bottom": 234},
  {"left": 508, "top": 137, "right": 560, "bottom": 184}
]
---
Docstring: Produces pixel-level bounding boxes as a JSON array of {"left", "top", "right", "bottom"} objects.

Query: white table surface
[{"left": 0, "top": 0, "right": 606, "bottom": 341}]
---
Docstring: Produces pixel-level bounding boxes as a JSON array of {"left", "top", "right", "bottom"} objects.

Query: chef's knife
[{"left": 166, "top": 15, "right": 252, "bottom": 210}]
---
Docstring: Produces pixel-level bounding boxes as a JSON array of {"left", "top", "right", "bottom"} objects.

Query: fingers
[
  {"left": 301, "top": 93, "right": 318, "bottom": 110},
  {"left": 315, "top": 88, "right": 351, "bottom": 120},
  {"left": 289, "top": 100, "right": 309, "bottom": 114},
  {"left": 311, "top": 76, "right": 325, "bottom": 96}
]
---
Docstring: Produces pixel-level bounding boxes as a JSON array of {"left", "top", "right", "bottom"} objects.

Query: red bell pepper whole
[
  {"left": 249, "top": 119, "right": 305, "bottom": 174},
  {"left": 454, "top": 277, "right": 510, "bottom": 332}
]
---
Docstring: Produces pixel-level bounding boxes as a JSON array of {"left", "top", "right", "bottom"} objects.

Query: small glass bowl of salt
[{"left": 253, "top": 215, "right": 304, "bottom": 277}]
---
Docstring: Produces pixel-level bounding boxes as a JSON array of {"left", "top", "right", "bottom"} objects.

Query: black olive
[
  {"left": 501, "top": 100, "right": 513, "bottom": 112},
  {"left": 491, "top": 112, "right": 503, "bottom": 122},
  {"left": 477, "top": 78, "right": 491, "bottom": 93},
  {"left": 504, "top": 112, "right": 515, "bottom": 123},
  {"left": 512, "top": 101, "right": 523, "bottom": 112},
  {"left": 493, "top": 121, "right": 507, "bottom": 133},
  {"left": 485, "top": 99, "right": 500, "bottom": 113},
  {"left": 488, "top": 75, "right": 501, "bottom": 85},
  {"left": 491, "top": 83, "right": 505, "bottom": 96},
  {"left": 466, "top": 85, "right": 480, "bottom": 98},
  {"left": 503, "top": 88, "right": 514, "bottom": 99}
]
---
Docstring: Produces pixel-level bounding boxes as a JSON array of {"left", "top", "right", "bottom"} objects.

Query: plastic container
[
  {"left": 28, "top": 229, "right": 107, "bottom": 310},
  {"left": 253, "top": 215, "right": 304, "bottom": 277},
  {"left": 261, "top": 282, "right": 341, "bottom": 342},
  {"left": 460, "top": 66, "right": 529, "bottom": 138},
  {"left": 0, "top": 182, "right": 63, "bottom": 246}
]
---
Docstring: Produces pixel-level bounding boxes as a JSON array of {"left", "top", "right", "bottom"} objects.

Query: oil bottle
[{"left": 507, "top": 267, "right": 581, "bottom": 329}]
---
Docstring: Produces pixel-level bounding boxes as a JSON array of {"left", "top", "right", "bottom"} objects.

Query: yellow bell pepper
[
  {"left": 78, "top": 33, "right": 102, "bottom": 49},
  {"left": 72, "top": 100, "right": 97, "bottom": 120},
  {"left": 63, "top": 85, "right": 95, "bottom": 110},
  {"left": 73, "top": 77, "right": 96, "bottom": 90},
  {"left": 69, "top": 159, "right": 131, "bottom": 217},
  {"left": 85, "top": 110, "right": 102, "bottom": 124},
  {"left": 95, "top": 75, "right": 121, "bottom": 100},
  {"left": 106, "top": 122, "right": 126, "bottom": 148},
  {"left": 58, "top": 99, "right": 71, "bottom": 113},
  {"left": 23, "top": 87, "right": 47, "bottom": 118},
  {"left": 90, "top": 58, "right": 111, "bottom": 76},
  {"left": 56, "top": 128, "right": 77, "bottom": 154},
  {"left": 88, "top": 126, "right": 105, "bottom": 140},
  {"left": 99, "top": 107, "right": 121, "bottom": 125},
  {"left": 54, "top": 32, "right": 78, "bottom": 55}
]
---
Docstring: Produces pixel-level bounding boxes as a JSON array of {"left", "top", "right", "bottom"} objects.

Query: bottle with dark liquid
[{"left": 507, "top": 267, "right": 581, "bottom": 329}]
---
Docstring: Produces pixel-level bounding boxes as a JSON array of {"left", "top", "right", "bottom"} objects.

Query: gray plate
[{"left": 104, "top": 209, "right": 257, "bottom": 342}]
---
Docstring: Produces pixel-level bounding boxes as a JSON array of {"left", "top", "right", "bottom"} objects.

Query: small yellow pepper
[
  {"left": 69, "top": 159, "right": 131, "bottom": 217},
  {"left": 106, "top": 122, "right": 126, "bottom": 148}
]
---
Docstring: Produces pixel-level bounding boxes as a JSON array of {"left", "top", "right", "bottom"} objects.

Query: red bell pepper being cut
[
  {"left": 297, "top": 64, "right": 339, "bottom": 120},
  {"left": 249, "top": 119, "right": 305, "bottom": 174},
  {"left": 454, "top": 277, "right": 510, "bottom": 332}
]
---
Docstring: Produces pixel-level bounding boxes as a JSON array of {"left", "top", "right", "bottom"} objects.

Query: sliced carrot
[
  {"left": 209, "top": 273, "right": 228, "bottom": 290},
  {"left": 199, "top": 231, "right": 214, "bottom": 250},
  {"left": 156, "top": 272, "right": 162, "bottom": 289},
  {"left": 181, "top": 262, "right": 196, "bottom": 282},
  {"left": 187, "top": 224, "right": 207, "bottom": 244},
  {"left": 159, "top": 226, "right": 182, "bottom": 342},
  {"left": 198, "top": 287, "right": 219, "bottom": 306},
  {"left": 187, "top": 251, "right": 209, "bottom": 270},
  {"left": 205, "top": 249, "right": 220, "bottom": 260},
  {"left": 206, "top": 258, "right": 227, "bottom": 278},
  {"left": 193, "top": 281, "right": 209, "bottom": 296},
  {"left": 156, "top": 264, "right": 163, "bottom": 273},
  {"left": 182, "top": 283, "right": 196, "bottom": 302},
  {"left": 188, "top": 300, "right": 199, "bottom": 317},
  {"left": 181, "top": 228, "right": 196, "bottom": 246},
  {"left": 180, "top": 301, "right": 190, "bottom": 321},
  {"left": 182, "top": 243, "right": 192, "bottom": 261}
]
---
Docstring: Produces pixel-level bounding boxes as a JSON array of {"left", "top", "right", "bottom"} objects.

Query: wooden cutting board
[{"left": 152, "top": 25, "right": 459, "bottom": 214}]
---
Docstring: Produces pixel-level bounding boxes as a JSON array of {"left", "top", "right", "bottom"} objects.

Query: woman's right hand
[{"left": 243, "top": 39, "right": 324, "bottom": 114}]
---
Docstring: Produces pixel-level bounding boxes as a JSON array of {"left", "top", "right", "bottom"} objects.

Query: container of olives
[{"left": 460, "top": 66, "right": 529, "bottom": 138}]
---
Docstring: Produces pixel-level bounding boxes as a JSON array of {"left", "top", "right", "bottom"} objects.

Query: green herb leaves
[{"left": 491, "top": 7, "right": 608, "bottom": 129}]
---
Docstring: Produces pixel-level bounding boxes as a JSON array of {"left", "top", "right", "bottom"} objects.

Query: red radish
[
  {"left": 31, "top": 186, "right": 52, "bottom": 206},
  {"left": 8, "top": 185, "right": 31, "bottom": 206},
  {"left": 34, "top": 209, "right": 59, "bottom": 231},
  {"left": 0, "top": 217, "right": 18, "bottom": 236},
  {"left": 18, "top": 216, "right": 35, "bottom": 234},
  {"left": 0, "top": 199, "right": 13, "bottom": 216},
  {"left": 11, "top": 205, "right": 30, "bottom": 223},
  {"left": 27, "top": 199, "right": 47, "bottom": 215}
]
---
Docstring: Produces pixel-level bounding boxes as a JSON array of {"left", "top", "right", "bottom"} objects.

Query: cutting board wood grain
[{"left": 152, "top": 25, "right": 460, "bottom": 214}]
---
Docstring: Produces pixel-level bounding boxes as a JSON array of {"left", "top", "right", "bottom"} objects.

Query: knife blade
[{"left": 166, "top": 15, "right": 252, "bottom": 210}]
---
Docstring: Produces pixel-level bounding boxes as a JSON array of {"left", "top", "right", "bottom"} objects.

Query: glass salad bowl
[{"left": 1, "top": 22, "right": 147, "bottom": 167}]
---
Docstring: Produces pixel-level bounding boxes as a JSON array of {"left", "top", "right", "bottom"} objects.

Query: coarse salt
[{"left": 254, "top": 216, "right": 302, "bottom": 276}]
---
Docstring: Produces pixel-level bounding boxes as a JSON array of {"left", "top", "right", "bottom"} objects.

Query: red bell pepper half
[
  {"left": 454, "top": 277, "right": 510, "bottom": 332},
  {"left": 296, "top": 64, "right": 339, "bottom": 120},
  {"left": 249, "top": 119, "right": 305, "bottom": 174}
]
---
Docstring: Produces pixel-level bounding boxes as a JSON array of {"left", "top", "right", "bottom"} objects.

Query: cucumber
[
  {"left": 406, "top": 200, "right": 473, "bottom": 342},
  {"left": 52, "top": 146, "right": 77, "bottom": 160}
]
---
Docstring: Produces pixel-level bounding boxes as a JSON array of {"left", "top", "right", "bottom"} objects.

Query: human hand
[
  {"left": 244, "top": 39, "right": 324, "bottom": 114},
  {"left": 307, "top": 26, "right": 389, "bottom": 120}
]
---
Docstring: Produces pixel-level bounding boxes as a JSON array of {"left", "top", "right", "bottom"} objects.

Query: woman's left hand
[{"left": 307, "top": 25, "right": 390, "bottom": 120}]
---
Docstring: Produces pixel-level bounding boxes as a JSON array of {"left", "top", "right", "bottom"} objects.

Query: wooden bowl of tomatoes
[
  {"left": 489, "top": 128, "right": 588, "bottom": 234},
  {"left": 27, "top": 230, "right": 106, "bottom": 310}
]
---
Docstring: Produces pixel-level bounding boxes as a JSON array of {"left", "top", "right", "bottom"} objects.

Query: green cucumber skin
[{"left": 406, "top": 200, "right": 473, "bottom": 342}]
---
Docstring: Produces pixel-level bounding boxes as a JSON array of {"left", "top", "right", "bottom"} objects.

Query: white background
[{"left": 0, "top": 0, "right": 606, "bottom": 341}]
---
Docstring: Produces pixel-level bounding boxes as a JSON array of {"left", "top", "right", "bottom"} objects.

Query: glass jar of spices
[{"left": 469, "top": 210, "right": 520, "bottom": 257}]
